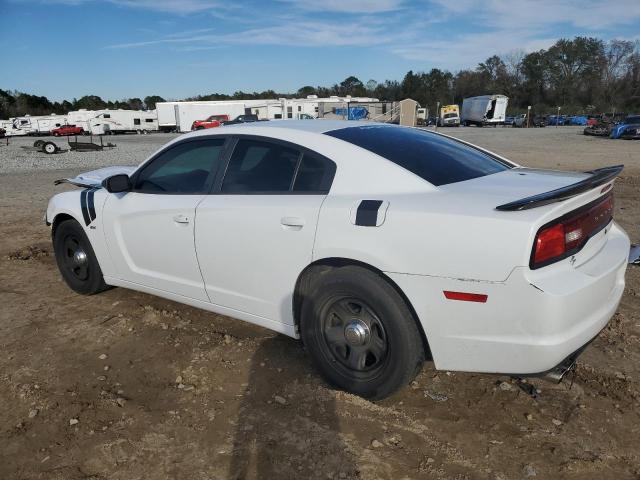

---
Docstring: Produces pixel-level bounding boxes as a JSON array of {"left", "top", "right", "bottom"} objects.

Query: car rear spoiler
[{"left": 495, "top": 165, "right": 624, "bottom": 211}]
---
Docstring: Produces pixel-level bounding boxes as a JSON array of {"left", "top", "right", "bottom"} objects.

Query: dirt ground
[{"left": 1, "top": 127, "right": 639, "bottom": 480}]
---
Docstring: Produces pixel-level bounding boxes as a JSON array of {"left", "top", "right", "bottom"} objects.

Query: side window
[
  {"left": 135, "top": 139, "right": 226, "bottom": 194},
  {"left": 293, "top": 152, "right": 336, "bottom": 192},
  {"left": 221, "top": 139, "right": 299, "bottom": 193}
]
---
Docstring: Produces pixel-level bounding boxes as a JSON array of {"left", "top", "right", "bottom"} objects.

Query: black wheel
[
  {"left": 300, "top": 266, "right": 425, "bottom": 399},
  {"left": 33, "top": 139, "right": 45, "bottom": 148},
  {"left": 53, "top": 219, "right": 108, "bottom": 295},
  {"left": 42, "top": 141, "right": 57, "bottom": 154}
]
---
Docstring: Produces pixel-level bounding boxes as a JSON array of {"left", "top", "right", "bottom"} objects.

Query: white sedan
[{"left": 46, "top": 121, "right": 630, "bottom": 399}]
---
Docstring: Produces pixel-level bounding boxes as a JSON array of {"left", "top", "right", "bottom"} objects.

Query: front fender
[{"left": 47, "top": 189, "right": 116, "bottom": 277}]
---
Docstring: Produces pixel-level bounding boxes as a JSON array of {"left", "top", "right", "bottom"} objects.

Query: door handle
[
  {"left": 281, "top": 216, "right": 305, "bottom": 230},
  {"left": 173, "top": 214, "right": 190, "bottom": 224}
]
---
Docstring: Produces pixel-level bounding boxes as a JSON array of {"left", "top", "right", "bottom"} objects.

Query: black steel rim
[
  {"left": 61, "top": 234, "right": 89, "bottom": 281},
  {"left": 320, "top": 296, "right": 388, "bottom": 375}
]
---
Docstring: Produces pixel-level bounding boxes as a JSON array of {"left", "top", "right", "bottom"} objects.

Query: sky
[{"left": 1, "top": 0, "right": 640, "bottom": 101}]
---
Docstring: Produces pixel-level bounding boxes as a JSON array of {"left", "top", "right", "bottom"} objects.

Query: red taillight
[
  {"left": 534, "top": 223, "right": 565, "bottom": 264},
  {"left": 531, "top": 194, "right": 614, "bottom": 269}
]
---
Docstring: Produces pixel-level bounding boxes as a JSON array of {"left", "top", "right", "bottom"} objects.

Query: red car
[
  {"left": 191, "top": 114, "right": 230, "bottom": 130},
  {"left": 52, "top": 125, "right": 84, "bottom": 136}
]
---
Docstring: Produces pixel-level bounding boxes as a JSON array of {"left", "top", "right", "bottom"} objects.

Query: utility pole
[
  {"left": 435, "top": 101, "right": 440, "bottom": 131},
  {"left": 556, "top": 106, "right": 561, "bottom": 128}
]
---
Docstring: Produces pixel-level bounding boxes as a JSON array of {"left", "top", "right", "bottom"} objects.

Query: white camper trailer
[
  {"left": 88, "top": 109, "right": 158, "bottom": 134},
  {"left": 461, "top": 95, "right": 508, "bottom": 126},
  {"left": 66, "top": 110, "right": 97, "bottom": 133},
  {"left": 1, "top": 119, "right": 29, "bottom": 136},
  {"left": 11, "top": 115, "right": 67, "bottom": 135}
]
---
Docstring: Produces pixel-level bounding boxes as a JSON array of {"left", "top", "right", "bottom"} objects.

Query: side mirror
[{"left": 103, "top": 174, "right": 132, "bottom": 193}]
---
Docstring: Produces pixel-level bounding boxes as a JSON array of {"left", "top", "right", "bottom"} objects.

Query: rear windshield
[{"left": 325, "top": 125, "right": 511, "bottom": 186}]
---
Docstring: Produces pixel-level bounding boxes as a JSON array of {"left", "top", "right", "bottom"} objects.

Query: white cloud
[
  {"left": 107, "top": 20, "right": 390, "bottom": 49},
  {"left": 277, "top": 0, "right": 404, "bottom": 14},
  {"left": 391, "top": 30, "right": 558, "bottom": 70},
  {"left": 430, "top": 0, "right": 640, "bottom": 30}
]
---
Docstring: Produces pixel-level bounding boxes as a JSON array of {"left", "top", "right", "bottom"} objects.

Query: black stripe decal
[
  {"left": 80, "top": 189, "right": 91, "bottom": 226},
  {"left": 87, "top": 189, "right": 97, "bottom": 221},
  {"left": 355, "top": 200, "right": 383, "bottom": 226}
]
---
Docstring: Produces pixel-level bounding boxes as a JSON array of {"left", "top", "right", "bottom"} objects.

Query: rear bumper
[{"left": 388, "top": 222, "right": 630, "bottom": 374}]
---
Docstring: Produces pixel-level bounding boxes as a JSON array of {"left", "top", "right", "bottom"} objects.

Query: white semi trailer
[
  {"left": 461, "top": 95, "right": 508, "bottom": 126},
  {"left": 157, "top": 101, "right": 249, "bottom": 132}
]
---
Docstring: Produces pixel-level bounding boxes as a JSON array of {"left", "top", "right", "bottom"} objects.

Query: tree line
[{"left": 1, "top": 36, "right": 639, "bottom": 119}]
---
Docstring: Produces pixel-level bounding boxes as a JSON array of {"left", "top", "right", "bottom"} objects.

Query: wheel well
[
  {"left": 293, "top": 257, "right": 432, "bottom": 359},
  {"left": 51, "top": 213, "right": 75, "bottom": 239}
]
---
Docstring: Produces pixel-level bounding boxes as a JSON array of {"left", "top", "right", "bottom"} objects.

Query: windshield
[{"left": 325, "top": 125, "right": 512, "bottom": 186}]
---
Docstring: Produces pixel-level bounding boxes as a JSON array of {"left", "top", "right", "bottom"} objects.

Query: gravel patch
[{"left": 0, "top": 133, "right": 180, "bottom": 174}]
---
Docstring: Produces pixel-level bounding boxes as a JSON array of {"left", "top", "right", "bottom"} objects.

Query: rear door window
[
  {"left": 221, "top": 139, "right": 300, "bottom": 193},
  {"left": 325, "top": 125, "right": 511, "bottom": 186},
  {"left": 292, "top": 152, "right": 336, "bottom": 192}
]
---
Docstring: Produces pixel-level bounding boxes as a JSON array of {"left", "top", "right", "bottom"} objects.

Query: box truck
[
  {"left": 438, "top": 104, "right": 460, "bottom": 126},
  {"left": 461, "top": 95, "right": 508, "bottom": 126}
]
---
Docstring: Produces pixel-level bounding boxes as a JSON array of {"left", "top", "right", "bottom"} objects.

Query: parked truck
[
  {"left": 461, "top": 95, "right": 508, "bottom": 126},
  {"left": 438, "top": 104, "right": 460, "bottom": 126}
]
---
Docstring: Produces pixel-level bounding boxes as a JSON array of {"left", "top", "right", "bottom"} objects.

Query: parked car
[
  {"left": 504, "top": 116, "right": 515, "bottom": 126},
  {"left": 191, "top": 114, "right": 230, "bottom": 131},
  {"left": 47, "top": 121, "right": 630, "bottom": 399},
  {"left": 514, "top": 114, "right": 546, "bottom": 128},
  {"left": 610, "top": 115, "right": 640, "bottom": 139},
  {"left": 51, "top": 125, "right": 84, "bottom": 136},
  {"left": 222, "top": 114, "right": 261, "bottom": 126}
]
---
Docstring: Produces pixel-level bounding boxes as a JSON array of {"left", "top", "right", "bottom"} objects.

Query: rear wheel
[
  {"left": 300, "top": 266, "right": 425, "bottom": 399},
  {"left": 53, "top": 219, "right": 108, "bottom": 295}
]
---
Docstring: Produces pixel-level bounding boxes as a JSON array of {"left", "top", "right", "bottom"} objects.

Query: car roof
[{"left": 188, "top": 119, "right": 376, "bottom": 136}]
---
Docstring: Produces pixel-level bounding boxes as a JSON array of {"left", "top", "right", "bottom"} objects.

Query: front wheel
[
  {"left": 300, "top": 266, "right": 425, "bottom": 399},
  {"left": 53, "top": 219, "right": 108, "bottom": 295}
]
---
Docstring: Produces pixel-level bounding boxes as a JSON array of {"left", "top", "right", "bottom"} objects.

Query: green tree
[
  {"left": 144, "top": 95, "right": 165, "bottom": 110},
  {"left": 297, "top": 86, "right": 316, "bottom": 97},
  {"left": 74, "top": 95, "right": 107, "bottom": 110}
]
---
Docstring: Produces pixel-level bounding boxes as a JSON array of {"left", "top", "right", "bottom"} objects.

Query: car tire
[
  {"left": 43, "top": 141, "right": 57, "bottom": 154},
  {"left": 53, "top": 219, "right": 109, "bottom": 295},
  {"left": 33, "top": 140, "right": 45, "bottom": 148},
  {"left": 300, "top": 265, "right": 425, "bottom": 399}
]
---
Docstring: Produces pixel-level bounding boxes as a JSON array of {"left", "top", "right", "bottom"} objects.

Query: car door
[
  {"left": 195, "top": 137, "right": 336, "bottom": 324},
  {"left": 102, "top": 137, "right": 228, "bottom": 301}
]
